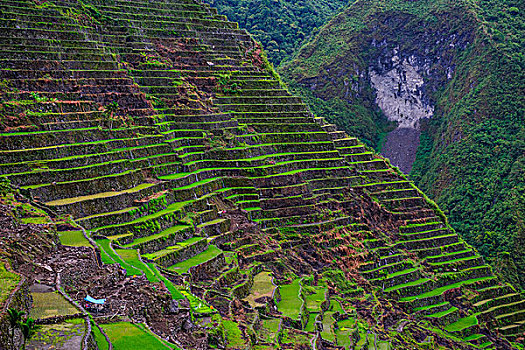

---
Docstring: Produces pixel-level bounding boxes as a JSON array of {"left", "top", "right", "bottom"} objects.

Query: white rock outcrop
[{"left": 369, "top": 53, "right": 434, "bottom": 129}]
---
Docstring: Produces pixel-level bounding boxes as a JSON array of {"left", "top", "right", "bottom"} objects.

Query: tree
[{"left": 6, "top": 308, "right": 25, "bottom": 350}]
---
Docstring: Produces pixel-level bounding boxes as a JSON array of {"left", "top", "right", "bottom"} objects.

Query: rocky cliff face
[
  {"left": 369, "top": 52, "right": 434, "bottom": 130},
  {"left": 369, "top": 50, "right": 434, "bottom": 172}
]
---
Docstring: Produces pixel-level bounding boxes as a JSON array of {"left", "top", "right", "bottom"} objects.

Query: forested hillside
[
  {"left": 202, "top": 0, "right": 348, "bottom": 64},
  {"left": 280, "top": 0, "right": 525, "bottom": 290}
]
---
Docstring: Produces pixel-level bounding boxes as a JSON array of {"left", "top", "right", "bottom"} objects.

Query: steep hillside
[
  {"left": 202, "top": 0, "right": 348, "bottom": 64},
  {"left": 281, "top": 0, "right": 524, "bottom": 289},
  {"left": 0, "top": 0, "right": 523, "bottom": 349}
]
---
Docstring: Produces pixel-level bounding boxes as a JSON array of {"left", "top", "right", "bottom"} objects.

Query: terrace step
[
  {"left": 495, "top": 309, "right": 525, "bottom": 327},
  {"left": 498, "top": 321, "right": 525, "bottom": 336},
  {"left": 197, "top": 218, "right": 230, "bottom": 237},
  {"left": 426, "top": 249, "right": 476, "bottom": 264},
  {"left": 369, "top": 267, "right": 421, "bottom": 289},
  {"left": 413, "top": 301, "right": 452, "bottom": 317},
  {"left": 397, "top": 233, "right": 459, "bottom": 251},
  {"left": 472, "top": 285, "right": 517, "bottom": 305},
  {"left": 480, "top": 300, "right": 525, "bottom": 319},
  {"left": 144, "top": 237, "right": 209, "bottom": 268},
  {"left": 47, "top": 182, "right": 159, "bottom": 219},
  {"left": 426, "top": 306, "right": 460, "bottom": 326},
  {"left": 427, "top": 255, "right": 484, "bottom": 273}
]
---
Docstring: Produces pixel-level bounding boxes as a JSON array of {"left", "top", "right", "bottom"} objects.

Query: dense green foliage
[
  {"left": 203, "top": 0, "right": 348, "bottom": 64},
  {"left": 410, "top": 0, "right": 524, "bottom": 288},
  {"left": 281, "top": 0, "right": 524, "bottom": 289}
]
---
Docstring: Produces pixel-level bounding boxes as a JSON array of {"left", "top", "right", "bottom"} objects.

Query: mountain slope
[
  {"left": 0, "top": 0, "right": 523, "bottom": 349},
  {"left": 281, "top": 0, "right": 525, "bottom": 289}
]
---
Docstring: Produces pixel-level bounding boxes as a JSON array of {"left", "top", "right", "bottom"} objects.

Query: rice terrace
[{"left": 0, "top": 0, "right": 523, "bottom": 349}]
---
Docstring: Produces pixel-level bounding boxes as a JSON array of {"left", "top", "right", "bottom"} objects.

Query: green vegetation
[
  {"left": 145, "top": 262, "right": 185, "bottom": 301},
  {"left": 258, "top": 318, "right": 280, "bottom": 343},
  {"left": 92, "top": 325, "right": 110, "bottom": 350},
  {"left": 336, "top": 318, "right": 356, "bottom": 348},
  {"left": 59, "top": 230, "right": 92, "bottom": 247},
  {"left": 7, "top": 309, "right": 26, "bottom": 349},
  {"left": 0, "top": 0, "right": 522, "bottom": 348},
  {"left": 244, "top": 271, "right": 275, "bottom": 307},
  {"left": 321, "top": 311, "right": 336, "bottom": 342},
  {"left": 223, "top": 320, "right": 245, "bottom": 348},
  {"left": 29, "top": 292, "right": 79, "bottom": 319},
  {"left": 96, "top": 239, "right": 143, "bottom": 276},
  {"left": 167, "top": 245, "right": 222, "bottom": 274},
  {"left": 100, "top": 322, "right": 177, "bottom": 349},
  {"left": 445, "top": 315, "right": 478, "bottom": 332},
  {"left": 20, "top": 318, "right": 41, "bottom": 350},
  {"left": 29, "top": 319, "right": 86, "bottom": 350},
  {"left": 203, "top": 0, "right": 348, "bottom": 64},
  {"left": 303, "top": 284, "right": 326, "bottom": 312},
  {"left": 0, "top": 262, "right": 20, "bottom": 306},
  {"left": 276, "top": 278, "right": 302, "bottom": 319},
  {"left": 115, "top": 248, "right": 160, "bottom": 282}
]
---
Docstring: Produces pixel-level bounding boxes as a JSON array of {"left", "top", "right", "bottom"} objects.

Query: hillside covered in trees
[{"left": 203, "top": 0, "right": 348, "bottom": 64}]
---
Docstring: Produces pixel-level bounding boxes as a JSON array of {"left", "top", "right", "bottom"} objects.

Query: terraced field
[{"left": 0, "top": 0, "right": 523, "bottom": 349}]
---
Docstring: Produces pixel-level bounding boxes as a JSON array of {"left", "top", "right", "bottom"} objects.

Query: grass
[
  {"left": 93, "top": 202, "right": 189, "bottom": 232},
  {"left": 330, "top": 299, "right": 344, "bottom": 314},
  {"left": 223, "top": 320, "right": 246, "bottom": 349},
  {"left": 59, "top": 230, "right": 92, "bottom": 247},
  {"left": 445, "top": 315, "right": 479, "bottom": 332},
  {"left": 414, "top": 301, "right": 449, "bottom": 312},
  {"left": 276, "top": 278, "right": 303, "bottom": 319},
  {"left": 0, "top": 261, "right": 20, "bottom": 305},
  {"left": 98, "top": 244, "right": 116, "bottom": 265},
  {"left": 400, "top": 277, "right": 494, "bottom": 301},
  {"left": 167, "top": 244, "right": 222, "bottom": 274},
  {"left": 96, "top": 239, "right": 142, "bottom": 276},
  {"left": 321, "top": 311, "right": 336, "bottom": 342},
  {"left": 244, "top": 271, "right": 275, "bottom": 308},
  {"left": 30, "top": 291, "right": 79, "bottom": 319},
  {"left": 336, "top": 318, "right": 355, "bottom": 348},
  {"left": 145, "top": 262, "right": 185, "bottom": 300},
  {"left": 304, "top": 285, "right": 326, "bottom": 312},
  {"left": 179, "top": 290, "right": 215, "bottom": 314},
  {"left": 124, "top": 224, "right": 190, "bottom": 247},
  {"left": 384, "top": 278, "right": 431, "bottom": 293},
  {"left": 115, "top": 248, "right": 159, "bottom": 282},
  {"left": 427, "top": 306, "right": 458, "bottom": 318},
  {"left": 464, "top": 333, "right": 485, "bottom": 341},
  {"left": 92, "top": 325, "right": 110, "bottom": 350},
  {"left": 304, "top": 312, "right": 318, "bottom": 332},
  {"left": 21, "top": 217, "right": 49, "bottom": 224},
  {"left": 29, "top": 319, "right": 86, "bottom": 349},
  {"left": 46, "top": 183, "right": 154, "bottom": 206},
  {"left": 386, "top": 267, "right": 418, "bottom": 278},
  {"left": 428, "top": 255, "right": 480, "bottom": 266},
  {"left": 100, "top": 322, "right": 177, "bottom": 349},
  {"left": 258, "top": 318, "right": 281, "bottom": 343}
]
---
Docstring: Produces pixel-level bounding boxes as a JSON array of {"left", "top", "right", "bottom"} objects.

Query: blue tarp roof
[{"left": 84, "top": 295, "right": 106, "bottom": 304}]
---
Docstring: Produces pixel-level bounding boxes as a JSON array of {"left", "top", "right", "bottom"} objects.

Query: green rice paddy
[{"left": 276, "top": 278, "right": 303, "bottom": 319}]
